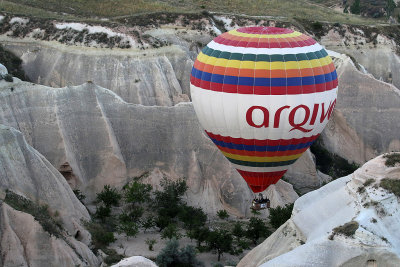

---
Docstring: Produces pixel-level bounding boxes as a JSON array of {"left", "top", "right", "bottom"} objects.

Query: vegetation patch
[
  {"left": 4, "top": 190, "right": 63, "bottom": 238},
  {"left": 268, "top": 203, "right": 294, "bottom": 229},
  {"left": 329, "top": 221, "right": 359, "bottom": 240},
  {"left": 0, "top": 45, "right": 29, "bottom": 81},
  {"left": 383, "top": 153, "right": 400, "bottom": 167},
  {"left": 310, "top": 140, "right": 359, "bottom": 179},
  {"left": 380, "top": 178, "right": 400, "bottom": 197}
]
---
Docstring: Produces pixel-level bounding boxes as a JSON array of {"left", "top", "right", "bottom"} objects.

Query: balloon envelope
[{"left": 190, "top": 27, "right": 338, "bottom": 193}]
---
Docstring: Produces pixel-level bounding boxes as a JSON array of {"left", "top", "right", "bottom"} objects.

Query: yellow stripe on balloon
[
  {"left": 197, "top": 53, "right": 333, "bottom": 70},
  {"left": 221, "top": 151, "right": 303, "bottom": 162},
  {"left": 229, "top": 29, "right": 303, "bottom": 39}
]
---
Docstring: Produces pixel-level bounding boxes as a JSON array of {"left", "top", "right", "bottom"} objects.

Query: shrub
[
  {"left": 206, "top": 229, "right": 233, "bottom": 261},
  {"left": 118, "top": 219, "right": 139, "bottom": 240},
  {"left": 246, "top": 217, "right": 270, "bottom": 245},
  {"left": 310, "top": 141, "right": 359, "bottom": 179},
  {"left": 216, "top": 209, "right": 229, "bottom": 220},
  {"left": 350, "top": 0, "right": 361, "bottom": 14},
  {"left": 95, "top": 205, "right": 111, "bottom": 221},
  {"left": 4, "top": 74, "right": 13, "bottom": 82},
  {"left": 380, "top": 178, "right": 400, "bottom": 197},
  {"left": 161, "top": 223, "right": 181, "bottom": 240},
  {"left": 187, "top": 227, "right": 210, "bottom": 248},
  {"left": 4, "top": 190, "right": 63, "bottom": 238},
  {"left": 123, "top": 178, "right": 152, "bottom": 204},
  {"left": 85, "top": 221, "right": 116, "bottom": 250},
  {"left": 154, "top": 178, "right": 188, "bottom": 219},
  {"left": 73, "top": 189, "right": 86, "bottom": 202},
  {"left": 383, "top": 153, "right": 400, "bottom": 167},
  {"left": 269, "top": 203, "right": 294, "bottom": 229},
  {"left": 146, "top": 238, "right": 157, "bottom": 251},
  {"left": 103, "top": 248, "right": 124, "bottom": 265},
  {"left": 179, "top": 205, "right": 207, "bottom": 230},
  {"left": 96, "top": 185, "right": 121, "bottom": 207},
  {"left": 142, "top": 216, "right": 155, "bottom": 232},
  {"left": 156, "top": 238, "right": 203, "bottom": 267},
  {"left": 330, "top": 221, "right": 359, "bottom": 240},
  {"left": 232, "top": 222, "right": 245, "bottom": 238},
  {"left": 363, "top": 179, "right": 375, "bottom": 187}
]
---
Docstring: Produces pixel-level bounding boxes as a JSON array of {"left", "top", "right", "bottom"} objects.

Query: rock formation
[
  {"left": 0, "top": 79, "right": 297, "bottom": 217},
  {"left": 322, "top": 55, "right": 400, "bottom": 164},
  {"left": 0, "top": 124, "right": 99, "bottom": 267},
  {"left": 238, "top": 154, "right": 400, "bottom": 267},
  {"left": 111, "top": 256, "right": 157, "bottom": 267}
]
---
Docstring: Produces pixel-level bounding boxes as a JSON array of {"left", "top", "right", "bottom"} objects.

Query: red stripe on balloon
[
  {"left": 237, "top": 169, "right": 287, "bottom": 193},
  {"left": 205, "top": 131, "right": 320, "bottom": 146},
  {"left": 217, "top": 145, "right": 308, "bottom": 157},
  {"left": 214, "top": 36, "right": 316, "bottom": 48},
  {"left": 191, "top": 76, "right": 338, "bottom": 95}
]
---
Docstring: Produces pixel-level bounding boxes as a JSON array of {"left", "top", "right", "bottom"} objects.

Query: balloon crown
[{"left": 237, "top": 26, "right": 293, "bottom": 34}]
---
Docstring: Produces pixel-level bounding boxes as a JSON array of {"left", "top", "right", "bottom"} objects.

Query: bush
[
  {"left": 268, "top": 203, "right": 294, "bottom": 229},
  {"left": 103, "top": 248, "right": 124, "bottom": 265},
  {"left": 73, "top": 189, "right": 86, "bottom": 202},
  {"left": 4, "top": 190, "right": 63, "bottom": 238},
  {"left": 161, "top": 223, "right": 181, "bottom": 240},
  {"left": 232, "top": 222, "right": 245, "bottom": 238},
  {"left": 154, "top": 178, "right": 188, "bottom": 219},
  {"left": 310, "top": 141, "right": 359, "bottom": 179},
  {"left": 206, "top": 229, "right": 233, "bottom": 261},
  {"left": 85, "top": 221, "right": 116, "bottom": 250},
  {"left": 123, "top": 178, "right": 152, "bottom": 204},
  {"left": 146, "top": 238, "right": 157, "bottom": 251},
  {"left": 96, "top": 185, "right": 121, "bottom": 207},
  {"left": 4, "top": 74, "right": 13, "bottom": 82},
  {"left": 187, "top": 227, "right": 210, "bottom": 248},
  {"left": 156, "top": 238, "right": 203, "bottom": 267},
  {"left": 383, "top": 153, "right": 400, "bottom": 167},
  {"left": 246, "top": 217, "right": 270, "bottom": 245},
  {"left": 350, "top": 0, "right": 361, "bottom": 14},
  {"left": 179, "top": 205, "right": 207, "bottom": 230},
  {"left": 380, "top": 178, "right": 400, "bottom": 197},
  {"left": 216, "top": 210, "right": 229, "bottom": 220},
  {"left": 95, "top": 205, "right": 111, "bottom": 221},
  {"left": 330, "top": 221, "right": 359, "bottom": 240}
]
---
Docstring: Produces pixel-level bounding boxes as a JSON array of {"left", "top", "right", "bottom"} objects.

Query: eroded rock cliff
[
  {"left": 238, "top": 154, "right": 400, "bottom": 267},
  {"left": 0, "top": 124, "right": 99, "bottom": 266}
]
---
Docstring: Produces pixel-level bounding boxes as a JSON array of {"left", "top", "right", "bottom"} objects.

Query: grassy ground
[{"left": 1, "top": 0, "right": 385, "bottom": 25}]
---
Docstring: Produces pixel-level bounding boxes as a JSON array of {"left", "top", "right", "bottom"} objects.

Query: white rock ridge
[{"left": 238, "top": 153, "right": 400, "bottom": 267}]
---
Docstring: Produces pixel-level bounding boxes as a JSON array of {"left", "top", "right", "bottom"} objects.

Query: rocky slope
[
  {"left": 0, "top": 78, "right": 298, "bottom": 217},
  {"left": 238, "top": 153, "right": 400, "bottom": 267},
  {"left": 322, "top": 54, "right": 400, "bottom": 164},
  {"left": 0, "top": 124, "right": 99, "bottom": 267}
]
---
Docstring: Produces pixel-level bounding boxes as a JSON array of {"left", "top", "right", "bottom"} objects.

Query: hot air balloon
[{"left": 190, "top": 26, "right": 337, "bottom": 196}]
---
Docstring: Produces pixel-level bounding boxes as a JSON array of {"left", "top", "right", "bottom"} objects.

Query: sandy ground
[{"left": 110, "top": 228, "right": 251, "bottom": 267}]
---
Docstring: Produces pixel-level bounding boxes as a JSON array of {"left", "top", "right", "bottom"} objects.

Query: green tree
[
  {"left": 123, "top": 179, "right": 152, "bottom": 204},
  {"left": 350, "top": 0, "right": 361, "bottom": 15},
  {"left": 187, "top": 227, "right": 210, "bottom": 248},
  {"left": 386, "top": 0, "right": 397, "bottom": 16},
  {"left": 232, "top": 222, "right": 245, "bottom": 238},
  {"left": 156, "top": 238, "right": 204, "bottom": 267},
  {"left": 161, "top": 223, "right": 181, "bottom": 240},
  {"left": 216, "top": 210, "right": 229, "bottom": 220},
  {"left": 142, "top": 216, "right": 155, "bottom": 232},
  {"left": 118, "top": 212, "right": 139, "bottom": 239},
  {"left": 246, "top": 217, "right": 270, "bottom": 245},
  {"left": 179, "top": 205, "right": 207, "bottom": 230},
  {"left": 268, "top": 203, "right": 294, "bottom": 229},
  {"left": 96, "top": 185, "right": 121, "bottom": 207},
  {"left": 95, "top": 205, "right": 111, "bottom": 221},
  {"left": 206, "top": 229, "right": 233, "bottom": 261}
]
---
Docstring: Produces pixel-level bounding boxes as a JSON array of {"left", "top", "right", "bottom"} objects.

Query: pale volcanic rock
[
  {"left": 321, "top": 56, "right": 400, "bottom": 164},
  {"left": 0, "top": 37, "right": 190, "bottom": 106},
  {"left": 111, "top": 256, "right": 157, "bottom": 267},
  {"left": 0, "top": 201, "right": 99, "bottom": 267},
  {"left": 0, "top": 125, "right": 99, "bottom": 267},
  {"left": 238, "top": 154, "right": 400, "bottom": 267},
  {"left": 0, "top": 81, "right": 297, "bottom": 216}
]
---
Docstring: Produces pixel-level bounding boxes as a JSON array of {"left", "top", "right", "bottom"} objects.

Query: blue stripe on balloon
[
  {"left": 191, "top": 68, "right": 337, "bottom": 87},
  {"left": 209, "top": 138, "right": 315, "bottom": 152}
]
